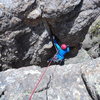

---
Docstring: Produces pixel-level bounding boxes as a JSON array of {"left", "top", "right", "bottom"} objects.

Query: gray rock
[
  {"left": 39, "top": 0, "right": 81, "bottom": 18},
  {"left": 81, "top": 58, "right": 100, "bottom": 100},
  {"left": 1, "top": 58, "right": 100, "bottom": 100},
  {"left": 0, "top": 0, "right": 100, "bottom": 70},
  {"left": 82, "top": 34, "right": 93, "bottom": 49},
  {"left": 82, "top": 16, "right": 100, "bottom": 58},
  {"left": 64, "top": 48, "right": 92, "bottom": 64},
  {"left": 88, "top": 43, "right": 100, "bottom": 58},
  {"left": 44, "top": 0, "right": 100, "bottom": 46}
]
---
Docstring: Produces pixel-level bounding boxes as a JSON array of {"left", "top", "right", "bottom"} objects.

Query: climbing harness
[{"left": 28, "top": 54, "right": 56, "bottom": 100}]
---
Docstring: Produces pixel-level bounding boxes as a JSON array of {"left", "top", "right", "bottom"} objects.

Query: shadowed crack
[
  {"left": 45, "top": 75, "right": 53, "bottom": 100},
  {"left": 35, "top": 75, "right": 51, "bottom": 93},
  {"left": 46, "top": 89, "right": 48, "bottom": 100},
  {"left": 92, "top": 0, "right": 100, "bottom": 7},
  {"left": 81, "top": 73, "right": 100, "bottom": 100},
  {"left": 0, "top": 89, "right": 6, "bottom": 98}
]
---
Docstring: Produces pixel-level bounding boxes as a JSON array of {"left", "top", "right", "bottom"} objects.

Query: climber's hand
[{"left": 52, "top": 35, "right": 55, "bottom": 40}]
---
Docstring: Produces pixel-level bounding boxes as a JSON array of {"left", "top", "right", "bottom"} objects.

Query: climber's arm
[
  {"left": 65, "top": 46, "right": 70, "bottom": 53},
  {"left": 54, "top": 39, "right": 61, "bottom": 50}
]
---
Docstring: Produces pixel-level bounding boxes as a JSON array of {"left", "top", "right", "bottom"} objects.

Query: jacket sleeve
[
  {"left": 66, "top": 47, "right": 70, "bottom": 53},
  {"left": 54, "top": 39, "right": 61, "bottom": 50}
]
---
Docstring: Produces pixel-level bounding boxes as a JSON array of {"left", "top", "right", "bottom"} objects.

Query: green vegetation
[{"left": 90, "top": 20, "right": 100, "bottom": 37}]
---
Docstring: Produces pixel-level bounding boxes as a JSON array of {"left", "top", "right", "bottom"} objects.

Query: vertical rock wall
[{"left": 0, "top": 0, "right": 100, "bottom": 70}]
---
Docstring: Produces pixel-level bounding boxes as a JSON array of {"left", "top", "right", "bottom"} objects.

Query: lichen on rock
[{"left": 82, "top": 16, "right": 100, "bottom": 58}]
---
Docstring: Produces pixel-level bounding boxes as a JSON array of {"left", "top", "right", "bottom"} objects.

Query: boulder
[
  {"left": 82, "top": 16, "right": 100, "bottom": 58},
  {"left": 43, "top": 0, "right": 100, "bottom": 46},
  {"left": 81, "top": 59, "right": 100, "bottom": 100},
  {"left": 64, "top": 48, "right": 92, "bottom": 65},
  {"left": 0, "top": 0, "right": 100, "bottom": 70},
  {"left": 1, "top": 58, "right": 100, "bottom": 100}
]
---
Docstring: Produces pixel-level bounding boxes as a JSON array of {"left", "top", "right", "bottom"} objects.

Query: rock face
[
  {"left": 82, "top": 16, "right": 100, "bottom": 58},
  {"left": 64, "top": 48, "right": 92, "bottom": 65},
  {"left": 82, "top": 64, "right": 100, "bottom": 100},
  {"left": 0, "top": 0, "right": 100, "bottom": 70},
  {"left": 0, "top": 57, "right": 100, "bottom": 100}
]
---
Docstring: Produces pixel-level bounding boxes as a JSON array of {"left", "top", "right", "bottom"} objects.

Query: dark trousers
[{"left": 51, "top": 59, "right": 64, "bottom": 66}]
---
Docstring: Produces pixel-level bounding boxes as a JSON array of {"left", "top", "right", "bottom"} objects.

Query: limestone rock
[
  {"left": 0, "top": 0, "right": 100, "bottom": 70},
  {"left": 82, "top": 16, "right": 100, "bottom": 58},
  {"left": 64, "top": 48, "right": 92, "bottom": 65},
  {"left": 44, "top": 0, "right": 100, "bottom": 46},
  {"left": 1, "top": 58, "right": 100, "bottom": 100},
  {"left": 81, "top": 58, "right": 100, "bottom": 100}
]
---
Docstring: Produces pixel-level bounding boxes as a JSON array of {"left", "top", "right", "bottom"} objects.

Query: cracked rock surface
[
  {"left": 0, "top": 58, "right": 100, "bottom": 100},
  {"left": 0, "top": 0, "right": 100, "bottom": 70},
  {"left": 64, "top": 48, "right": 92, "bottom": 64},
  {"left": 0, "top": 0, "right": 100, "bottom": 100},
  {"left": 82, "top": 15, "right": 100, "bottom": 58}
]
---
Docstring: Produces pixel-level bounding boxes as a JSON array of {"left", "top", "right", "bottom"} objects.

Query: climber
[{"left": 48, "top": 35, "right": 70, "bottom": 65}]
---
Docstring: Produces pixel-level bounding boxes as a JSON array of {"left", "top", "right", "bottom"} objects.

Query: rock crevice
[
  {"left": 0, "top": 90, "right": 5, "bottom": 98},
  {"left": 0, "top": 0, "right": 100, "bottom": 70}
]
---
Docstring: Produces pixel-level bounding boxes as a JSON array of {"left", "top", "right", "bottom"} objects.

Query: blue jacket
[{"left": 54, "top": 39, "right": 70, "bottom": 61}]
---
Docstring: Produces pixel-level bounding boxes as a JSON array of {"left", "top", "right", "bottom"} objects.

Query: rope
[{"left": 28, "top": 60, "right": 53, "bottom": 100}]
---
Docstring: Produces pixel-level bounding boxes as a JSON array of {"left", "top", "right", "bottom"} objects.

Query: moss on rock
[{"left": 90, "top": 19, "right": 100, "bottom": 37}]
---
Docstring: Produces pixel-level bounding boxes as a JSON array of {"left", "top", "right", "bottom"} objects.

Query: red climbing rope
[{"left": 28, "top": 60, "right": 53, "bottom": 100}]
